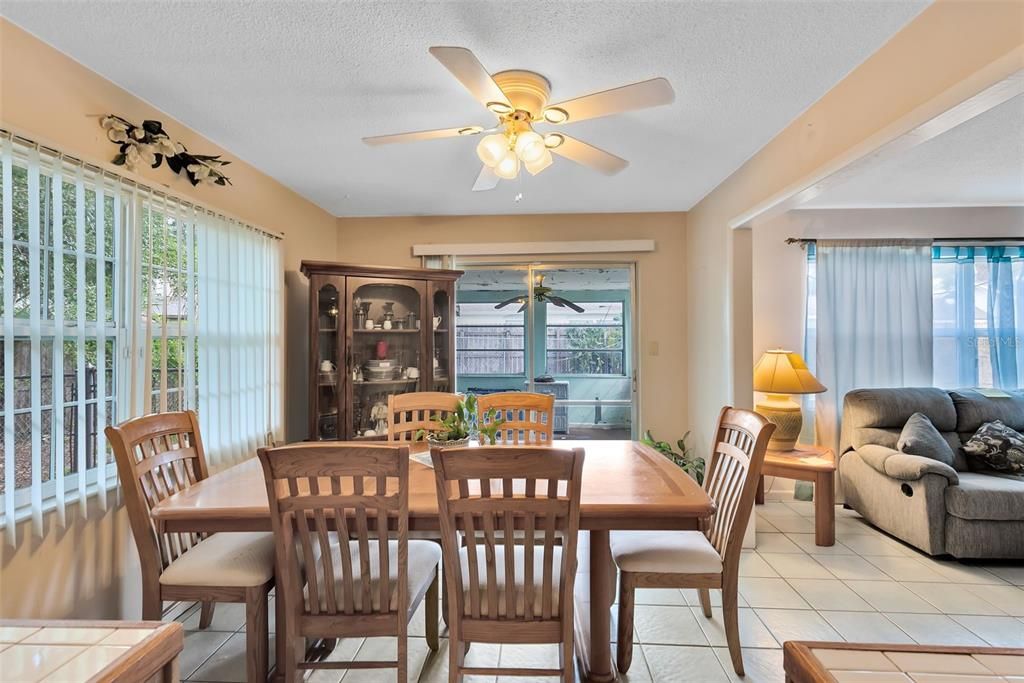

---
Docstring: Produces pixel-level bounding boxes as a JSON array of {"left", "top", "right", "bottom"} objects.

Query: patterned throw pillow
[{"left": 962, "top": 420, "right": 1024, "bottom": 474}]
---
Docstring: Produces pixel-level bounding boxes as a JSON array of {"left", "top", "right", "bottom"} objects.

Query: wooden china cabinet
[{"left": 300, "top": 261, "right": 463, "bottom": 441}]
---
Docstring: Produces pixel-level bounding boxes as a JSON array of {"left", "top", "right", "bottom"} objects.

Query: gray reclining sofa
[{"left": 840, "top": 387, "right": 1024, "bottom": 559}]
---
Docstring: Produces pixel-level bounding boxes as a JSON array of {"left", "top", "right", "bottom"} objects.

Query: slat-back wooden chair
[
  {"left": 106, "top": 411, "right": 275, "bottom": 683},
  {"left": 258, "top": 443, "right": 441, "bottom": 682},
  {"left": 386, "top": 392, "right": 461, "bottom": 442},
  {"left": 431, "top": 445, "right": 585, "bottom": 683},
  {"left": 476, "top": 392, "right": 555, "bottom": 445},
  {"left": 610, "top": 407, "right": 774, "bottom": 677}
]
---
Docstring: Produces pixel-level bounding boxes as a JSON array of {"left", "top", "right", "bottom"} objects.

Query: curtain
[
  {"left": 125, "top": 187, "right": 284, "bottom": 472},
  {"left": 933, "top": 245, "right": 1024, "bottom": 389},
  {"left": 2, "top": 130, "right": 283, "bottom": 541},
  {"left": 988, "top": 247, "right": 1019, "bottom": 388},
  {"left": 814, "top": 240, "right": 934, "bottom": 454},
  {"left": 196, "top": 210, "right": 283, "bottom": 470}
]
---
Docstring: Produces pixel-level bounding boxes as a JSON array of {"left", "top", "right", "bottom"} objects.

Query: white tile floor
[{"left": 170, "top": 494, "right": 1024, "bottom": 682}]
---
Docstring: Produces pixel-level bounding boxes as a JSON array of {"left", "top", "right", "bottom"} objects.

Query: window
[
  {"left": 455, "top": 302, "right": 525, "bottom": 375},
  {"left": 804, "top": 243, "right": 1024, "bottom": 391},
  {"left": 933, "top": 246, "right": 1024, "bottom": 389},
  {"left": 545, "top": 301, "right": 625, "bottom": 375},
  {"left": 1, "top": 148, "right": 121, "bottom": 516},
  {"left": 1, "top": 132, "right": 282, "bottom": 534}
]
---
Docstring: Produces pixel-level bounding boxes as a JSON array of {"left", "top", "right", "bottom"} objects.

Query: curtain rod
[
  {"left": 1, "top": 128, "right": 283, "bottom": 241},
  {"left": 785, "top": 237, "right": 1023, "bottom": 247}
]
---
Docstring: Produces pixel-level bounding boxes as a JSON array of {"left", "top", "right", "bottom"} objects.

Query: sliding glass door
[{"left": 454, "top": 263, "right": 636, "bottom": 440}]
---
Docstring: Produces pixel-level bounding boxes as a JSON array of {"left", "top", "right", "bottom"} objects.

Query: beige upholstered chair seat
[
  {"left": 304, "top": 539, "right": 441, "bottom": 613},
  {"left": 459, "top": 545, "right": 563, "bottom": 617},
  {"left": 159, "top": 531, "right": 276, "bottom": 587},
  {"left": 609, "top": 530, "right": 723, "bottom": 574}
]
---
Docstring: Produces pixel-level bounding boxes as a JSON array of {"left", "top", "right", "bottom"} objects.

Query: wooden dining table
[{"left": 150, "top": 439, "right": 714, "bottom": 683}]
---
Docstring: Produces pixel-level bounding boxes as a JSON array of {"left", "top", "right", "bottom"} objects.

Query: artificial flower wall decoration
[{"left": 100, "top": 115, "right": 232, "bottom": 187}]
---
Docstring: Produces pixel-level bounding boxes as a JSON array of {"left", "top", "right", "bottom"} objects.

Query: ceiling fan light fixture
[
  {"left": 514, "top": 131, "right": 545, "bottom": 163},
  {"left": 494, "top": 149, "right": 520, "bottom": 180},
  {"left": 543, "top": 133, "right": 565, "bottom": 149},
  {"left": 458, "top": 126, "right": 484, "bottom": 136},
  {"left": 543, "top": 107, "right": 569, "bottom": 124},
  {"left": 486, "top": 101, "right": 514, "bottom": 115},
  {"left": 524, "top": 148, "right": 553, "bottom": 176},
  {"left": 476, "top": 133, "right": 509, "bottom": 167}
]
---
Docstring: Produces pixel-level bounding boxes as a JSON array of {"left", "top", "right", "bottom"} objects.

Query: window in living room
[{"left": 804, "top": 242, "right": 1024, "bottom": 391}]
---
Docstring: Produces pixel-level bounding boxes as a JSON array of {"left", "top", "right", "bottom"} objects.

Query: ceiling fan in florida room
[{"left": 362, "top": 47, "right": 675, "bottom": 191}]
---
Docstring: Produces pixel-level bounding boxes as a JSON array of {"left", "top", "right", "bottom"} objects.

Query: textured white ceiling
[
  {"left": 804, "top": 94, "right": 1024, "bottom": 208},
  {"left": 3, "top": 1, "right": 927, "bottom": 217}
]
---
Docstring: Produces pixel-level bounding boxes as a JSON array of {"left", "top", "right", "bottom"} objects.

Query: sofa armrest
[{"left": 856, "top": 444, "right": 959, "bottom": 484}]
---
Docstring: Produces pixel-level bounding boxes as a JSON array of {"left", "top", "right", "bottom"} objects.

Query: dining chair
[
  {"left": 106, "top": 411, "right": 275, "bottom": 682},
  {"left": 258, "top": 442, "right": 441, "bottom": 682},
  {"left": 476, "top": 391, "right": 555, "bottom": 445},
  {"left": 431, "top": 445, "right": 585, "bottom": 683},
  {"left": 386, "top": 392, "right": 461, "bottom": 442},
  {"left": 610, "top": 407, "right": 775, "bottom": 677}
]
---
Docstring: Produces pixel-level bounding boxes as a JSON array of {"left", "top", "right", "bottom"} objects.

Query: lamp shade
[{"left": 753, "top": 349, "right": 826, "bottom": 395}]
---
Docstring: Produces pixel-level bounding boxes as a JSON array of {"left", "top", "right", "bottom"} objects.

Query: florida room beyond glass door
[{"left": 454, "top": 264, "right": 635, "bottom": 440}]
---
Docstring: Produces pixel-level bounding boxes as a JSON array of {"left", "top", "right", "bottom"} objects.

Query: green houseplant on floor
[{"left": 642, "top": 430, "right": 705, "bottom": 484}]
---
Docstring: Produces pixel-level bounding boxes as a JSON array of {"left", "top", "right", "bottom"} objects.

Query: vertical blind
[{"left": 1, "top": 131, "right": 283, "bottom": 540}]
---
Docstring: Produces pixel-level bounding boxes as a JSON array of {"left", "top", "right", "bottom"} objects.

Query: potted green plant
[
  {"left": 416, "top": 394, "right": 506, "bottom": 447},
  {"left": 641, "top": 430, "right": 705, "bottom": 484}
]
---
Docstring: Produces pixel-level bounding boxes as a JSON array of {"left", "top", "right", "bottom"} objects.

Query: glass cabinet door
[
  {"left": 313, "top": 277, "right": 343, "bottom": 440},
  {"left": 346, "top": 278, "right": 425, "bottom": 439},
  {"left": 430, "top": 282, "right": 454, "bottom": 393}
]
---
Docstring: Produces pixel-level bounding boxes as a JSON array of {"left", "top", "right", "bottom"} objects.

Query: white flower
[
  {"left": 124, "top": 144, "right": 143, "bottom": 170},
  {"left": 155, "top": 136, "right": 177, "bottom": 157},
  {"left": 132, "top": 127, "right": 146, "bottom": 140},
  {"left": 101, "top": 115, "right": 128, "bottom": 132},
  {"left": 107, "top": 128, "right": 128, "bottom": 143}
]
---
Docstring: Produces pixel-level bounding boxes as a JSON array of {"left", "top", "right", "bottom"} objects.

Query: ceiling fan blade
[
  {"left": 545, "top": 77, "right": 674, "bottom": 124},
  {"left": 362, "top": 125, "right": 484, "bottom": 146},
  {"left": 429, "top": 46, "right": 513, "bottom": 110},
  {"left": 551, "top": 136, "right": 629, "bottom": 175},
  {"left": 472, "top": 165, "right": 500, "bottom": 192},
  {"left": 495, "top": 295, "right": 526, "bottom": 310},
  {"left": 549, "top": 296, "right": 586, "bottom": 313}
]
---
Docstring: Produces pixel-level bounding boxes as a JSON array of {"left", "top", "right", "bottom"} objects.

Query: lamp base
[{"left": 756, "top": 394, "right": 803, "bottom": 451}]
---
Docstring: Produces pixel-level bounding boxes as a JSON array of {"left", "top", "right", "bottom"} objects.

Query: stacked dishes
[{"left": 364, "top": 359, "right": 398, "bottom": 381}]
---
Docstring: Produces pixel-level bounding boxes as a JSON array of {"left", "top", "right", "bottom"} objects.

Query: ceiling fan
[
  {"left": 495, "top": 274, "right": 585, "bottom": 313},
  {"left": 362, "top": 46, "right": 675, "bottom": 191}
]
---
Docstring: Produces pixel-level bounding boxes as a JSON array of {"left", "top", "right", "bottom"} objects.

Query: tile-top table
[
  {"left": 0, "top": 620, "right": 183, "bottom": 682},
  {"left": 783, "top": 641, "right": 1024, "bottom": 682}
]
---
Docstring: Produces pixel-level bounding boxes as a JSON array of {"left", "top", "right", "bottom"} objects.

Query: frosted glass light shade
[
  {"left": 494, "top": 150, "right": 520, "bottom": 179},
  {"left": 753, "top": 349, "right": 827, "bottom": 394},
  {"left": 477, "top": 134, "right": 508, "bottom": 168},
  {"left": 525, "top": 148, "right": 553, "bottom": 175},
  {"left": 514, "top": 131, "right": 545, "bottom": 163}
]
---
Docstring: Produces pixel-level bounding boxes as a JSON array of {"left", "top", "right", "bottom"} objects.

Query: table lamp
[{"left": 753, "top": 349, "right": 827, "bottom": 451}]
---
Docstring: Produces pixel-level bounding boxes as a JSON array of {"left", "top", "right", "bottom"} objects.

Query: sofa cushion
[
  {"left": 898, "top": 412, "right": 957, "bottom": 468},
  {"left": 945, "top": 472, "right": 1024, "bottom": 521},
  {"left": 962, "top": 420, "right": 1024, "bottom": 474},
  {"left": 841, "top": 388, "right": 966, "bottom": 470},
  {"left": 951, "top": 389, "right": 1024, "bottom": 436}
]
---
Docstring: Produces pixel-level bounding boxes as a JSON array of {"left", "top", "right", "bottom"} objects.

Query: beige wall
[
  {"left": 686, "top": 0, "right": 1024, "bottom": 454},
  {"left": 335, "top": 213, "right": 689, "bottom": 440},
  {"left": 0, "top": 19, "right": 336, "bottom": 619}
]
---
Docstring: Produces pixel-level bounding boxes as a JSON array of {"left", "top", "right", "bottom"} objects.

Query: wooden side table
[
  {"left": 755, "top": 444, "right": 836, "bottom": 546},
  {"left": 0, "top": 619, "right": 182, "bottom": 682},
  {"left": 784, "top": 641, "right": 1023, "bottom": 683}
]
